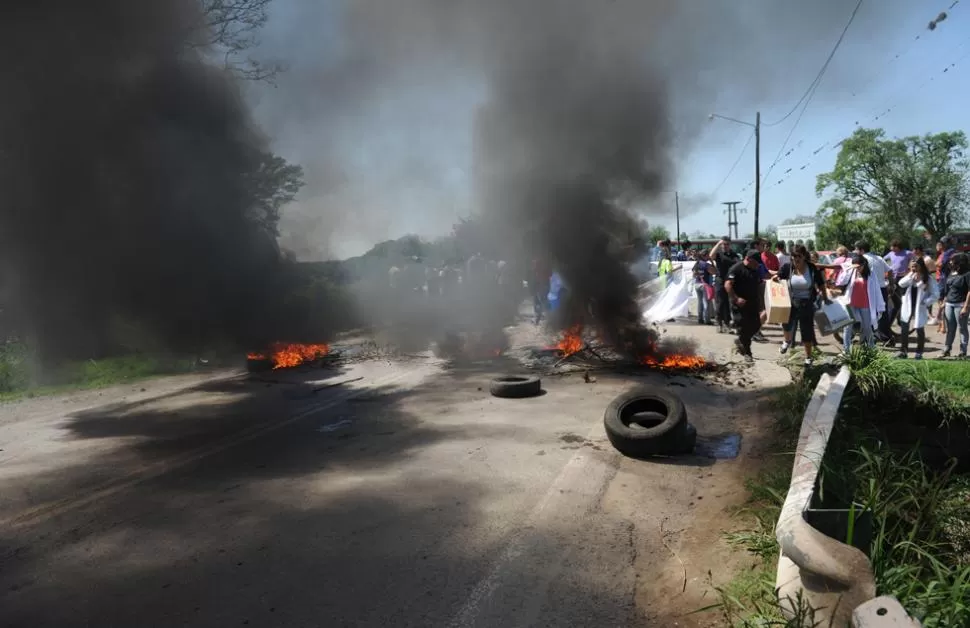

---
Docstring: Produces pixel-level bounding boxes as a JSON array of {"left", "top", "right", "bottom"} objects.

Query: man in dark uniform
[
  {"left": 711, "top": 236, "right": 739, "bottom": 333},
  {"left": 725, "top": 250, "right": 767, "bottom": 359}
]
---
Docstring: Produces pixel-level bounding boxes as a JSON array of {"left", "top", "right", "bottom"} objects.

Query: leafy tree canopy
[
  {"left": 244, "top": 151, "right": 304, "bottom": 237},
  {"left": 816, "top": 128, "right": 969, "bottom": 242},
  {"left": 646, "top": 225, "right": 671, "bottom": 243}
]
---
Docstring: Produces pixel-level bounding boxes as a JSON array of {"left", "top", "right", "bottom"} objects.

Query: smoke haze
[
  {"left": 0, "top": 0, "right": 912, "bottom": 362},
  {"left": 255, "top": 0, "right": 908, "bottom": 258},
  {"left": 0, "top": 0, "right": 333, "bottom": 363}
]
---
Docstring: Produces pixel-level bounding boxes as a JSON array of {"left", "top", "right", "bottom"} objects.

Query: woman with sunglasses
[
  {"left": 896, "top": 256, "right": 938, "bottom": 360},
  {"left": 773, "top": 244, "right": 827, "bottom": 366}
]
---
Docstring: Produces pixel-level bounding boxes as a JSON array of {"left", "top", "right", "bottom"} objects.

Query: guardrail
[{"left": 774, "top": 366, "right": 921, "bottom": 627}]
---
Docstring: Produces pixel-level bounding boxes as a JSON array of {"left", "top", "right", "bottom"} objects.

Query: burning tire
[
  {"left": 603, "top": 388, "right": 694, "bottom": 457},
  {"left": 489, "top": 375, "right": 542, "bottom": 399},
  {"left": 246, "top": 357, "right": 275, "bottom": 373}
]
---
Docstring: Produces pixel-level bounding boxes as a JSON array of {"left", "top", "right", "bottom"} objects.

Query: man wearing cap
[
  {"left": 711, "top": 236, "right": 740, "bottom": 334},
  {"left": 725, "top": 250, "right": 767, "bottom": 359}
]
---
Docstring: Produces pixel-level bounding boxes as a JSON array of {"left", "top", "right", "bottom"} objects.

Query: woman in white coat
[
  {"left": 837, "top": 254, "right": 886, "bottom": 352},
  {"left": 896, "top": 256, "right": 939, "bottom": 360}
]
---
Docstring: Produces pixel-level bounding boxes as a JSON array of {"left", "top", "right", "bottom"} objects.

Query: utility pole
[
  {"left": 675, "top": 192, "right": 681, "bottom": 243},
  {"left": 709, "top": 111, "right": 761, "bottom": 239},
  {"left": 723, "top": 201, "right": 740, "bottom": 240},
  {"left": 754, "top": 111, "right": 761, "bottom": 240}
]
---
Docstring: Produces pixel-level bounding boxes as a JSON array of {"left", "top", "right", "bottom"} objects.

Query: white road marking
[
  {"left": 447, "top": 422, "right": 619, "bottom": 628},
  {"left": 1, "top": 369, "right": 421, "bottom": 529}
]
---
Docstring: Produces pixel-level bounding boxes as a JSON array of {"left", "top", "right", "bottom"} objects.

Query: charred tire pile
[
  {"left": 489, "top": 375, "right": 542, "bottom": 399},
  {"left": 603, "top": 388, "right": 696, "bottom": 457}
]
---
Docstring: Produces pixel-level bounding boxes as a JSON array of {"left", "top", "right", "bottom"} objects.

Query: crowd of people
[{"left": 673, "top": 235, "right": 970, "bottom": 366}]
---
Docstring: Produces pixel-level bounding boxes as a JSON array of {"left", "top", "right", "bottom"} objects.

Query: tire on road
[
  {"left": 603, "top": 388, "right": 690, "bottom": 457},
  {"left": 489, "top": 375, "right": 542, "bottom": 399}
]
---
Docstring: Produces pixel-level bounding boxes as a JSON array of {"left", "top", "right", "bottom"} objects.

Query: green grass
[
  {"left": 709, "top": 381, "right": 821, "bottom": 626},
  {"left": 821, "top": 348, "right": 970, "bottom": 627},
  {"left": 0, "top": 342, "right": 200, "bottom": 402},
  {"left": 892, "top": 360, "right": 970, "bottom": 399},
  {"left": 717, "top": 351, "right": 970, "bottom": 626}
]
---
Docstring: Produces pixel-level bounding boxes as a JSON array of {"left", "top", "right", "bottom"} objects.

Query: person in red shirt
[{"left": 760, "top": 239, "right": 780, "bottom": 273}]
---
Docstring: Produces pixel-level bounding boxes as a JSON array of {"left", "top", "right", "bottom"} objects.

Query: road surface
[{"left": 0, "top": 323, "right": 789, "bottom": 627}]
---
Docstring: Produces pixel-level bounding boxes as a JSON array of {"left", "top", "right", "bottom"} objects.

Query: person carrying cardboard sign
[{"left": 772, "top": 244, "right": 828, "bottom": 367}]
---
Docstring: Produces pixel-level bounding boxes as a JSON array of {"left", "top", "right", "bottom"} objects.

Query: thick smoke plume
[
  {"left": 253, "top": 0, "right": 907, "bottom": 352},
  {"left": 0, "top": 1, "right": 332, "bottom": 363}
]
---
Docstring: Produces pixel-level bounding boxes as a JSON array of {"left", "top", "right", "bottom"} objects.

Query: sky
[{"left": 246, "top": 0, "right": 970, "bottom": 259}]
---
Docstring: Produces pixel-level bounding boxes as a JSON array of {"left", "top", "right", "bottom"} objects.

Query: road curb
[{"left": 774, "top": 366, "right": 921, "bottom": 627}]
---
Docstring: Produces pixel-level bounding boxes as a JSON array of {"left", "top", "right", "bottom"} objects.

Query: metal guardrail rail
[{"left": 774, "top": 366, "right": 921, "bottom": 627}]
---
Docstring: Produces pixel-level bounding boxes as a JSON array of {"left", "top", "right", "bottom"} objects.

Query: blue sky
[
  {"left": 677, "top": 2, "right": 970, "bottom": 238},
  {"left": 251, "top": 1, "right": 970, "bottom": 258}
]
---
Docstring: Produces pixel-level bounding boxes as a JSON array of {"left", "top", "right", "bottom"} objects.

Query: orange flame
[
  {"left": 639, "top": 354, "right": 706, "bottom": 370},
  {"left": 247, "top": 343, "right": 330, "bottom": 369},
  {"left": 557, "top": 325, "right": 584, "bottom": 356}
]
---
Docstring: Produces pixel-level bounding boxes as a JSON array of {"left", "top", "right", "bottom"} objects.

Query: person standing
[
  {"left": 935, "top": 239, "right": 954, "bottom": 335},
  {"left": 693, "top": 249, "right": 715, "bottom": 325},
  {"left": 896, "top": 257, "right": 938, "bottom": 360},
  {"left": 912, "top": 244, "right": 937, "bottom": 324},
  {"left": 854, "top": 240, "right": 892, "bottom": 344},
  {"left": 750, "top": 240, "right": 771, "bottom": 343},
  {"left": 711, "top": 237, "right": 740, "bottom": 334},
  {"left": 531, "top": 257, "right": 551, "bottom": 325},
  {"left": 940, "top": 252, "right": 970, "bottom": 359},
  {"left": 761, "top": 239, "right": 780, "bottom": 273},
  {"left": 837, "top": 254, "right": 885, "bottom": 353},
  {"left": 775, "top": 241, "right": 790, "bottom": 268},
  {"left": 883, "top": 239, "right": 912, "bottom": 327},
  {"left": 725, "top": 250, "right": 767, "bottom": 360},
  {"left": 774, "top": 244, "right": 827, "bottom": 367},
  {"left": 658, "top": 250, "right": 674, "bottom": 287}
]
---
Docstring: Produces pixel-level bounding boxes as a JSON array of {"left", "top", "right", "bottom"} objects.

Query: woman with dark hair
[
  {"left": 896, "top": 256, "right": 938, "bottom": 360},
  {"left": 773, "top": 244, "right": 827, "bottom": 366},
  {"left": 941, "top": 252, "right": 970, "bottom": 358},
  {"left": 837, "top": 254, "right": 885, "bottom": 352}
]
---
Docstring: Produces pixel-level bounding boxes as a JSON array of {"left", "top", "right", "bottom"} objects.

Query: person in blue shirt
[{"left": 693, "top": 249, "right": 715, "bottom": 324}]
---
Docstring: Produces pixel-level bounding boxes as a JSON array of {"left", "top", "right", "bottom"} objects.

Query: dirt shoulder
[{"left": 600, "top": 320, "right": 792, "bottom": 626}]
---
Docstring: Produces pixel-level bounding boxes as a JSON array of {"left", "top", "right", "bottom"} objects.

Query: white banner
[{"left": 641, "top": 263, "right": 695, "bottom": 322}]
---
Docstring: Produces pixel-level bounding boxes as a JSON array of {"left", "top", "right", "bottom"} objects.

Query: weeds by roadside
[
  {"left": 0, "top": 340, "right": 206, "bottom": 401},
  {"left": 709, "top": 379, "right": 816, "bottom": 626},
  {"left": 716, "top": 346, "right": 970, "bottom": 627}
]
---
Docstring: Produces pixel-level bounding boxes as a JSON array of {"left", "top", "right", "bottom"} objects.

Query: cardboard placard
[{"left": 765, "top": 281, "right": 792, "bottom": 324}]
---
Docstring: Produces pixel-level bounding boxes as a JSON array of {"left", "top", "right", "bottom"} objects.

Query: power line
[
  {"left": 759, "top": 37, "right": 970, "bottom": 191},
  {"left": 711, "top": 130, "right": 754, "bottom": 196},
  {"left": 724, "top": 3, "right": 965, "bottom": 217},
  {"left": 762, "top": 0, "right": 865, "bottom": 128},
  {"left": 754, "top": 10, "right": 967, "bottom": 188}
]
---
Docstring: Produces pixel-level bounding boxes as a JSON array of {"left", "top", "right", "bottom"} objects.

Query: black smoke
[
  {"left": 474, "top": 38, "right": 670, "bottom": 351},
  {"left": 0, "top": 1, "right": 331, "bottom": 363}
]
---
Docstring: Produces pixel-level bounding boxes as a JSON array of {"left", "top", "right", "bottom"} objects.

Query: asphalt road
[{"left": 0, "top": 325, "right": 786, "bottom": 628}]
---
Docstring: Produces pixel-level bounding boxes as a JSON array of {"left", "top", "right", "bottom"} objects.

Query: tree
[
  {"left": 197, "top": 0, "right": 283, "bottom": 81},
  {"left": 245, "top": 152, "right": 304, "bottom": 236},
  {"left": 815, "top": 198, "right": 882, "bottom": 251},
  {"left": 646, "top": 225, "right": 670, "bottom": 243},
  {"left": 761, "top": 224, "right": 778, "bottom": 243},
  {"left": 780, "top": 215, "right": 816, "bottom": 226},
  {"left": 816, "top": 128, "right": 969, "bottom": 241}
]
